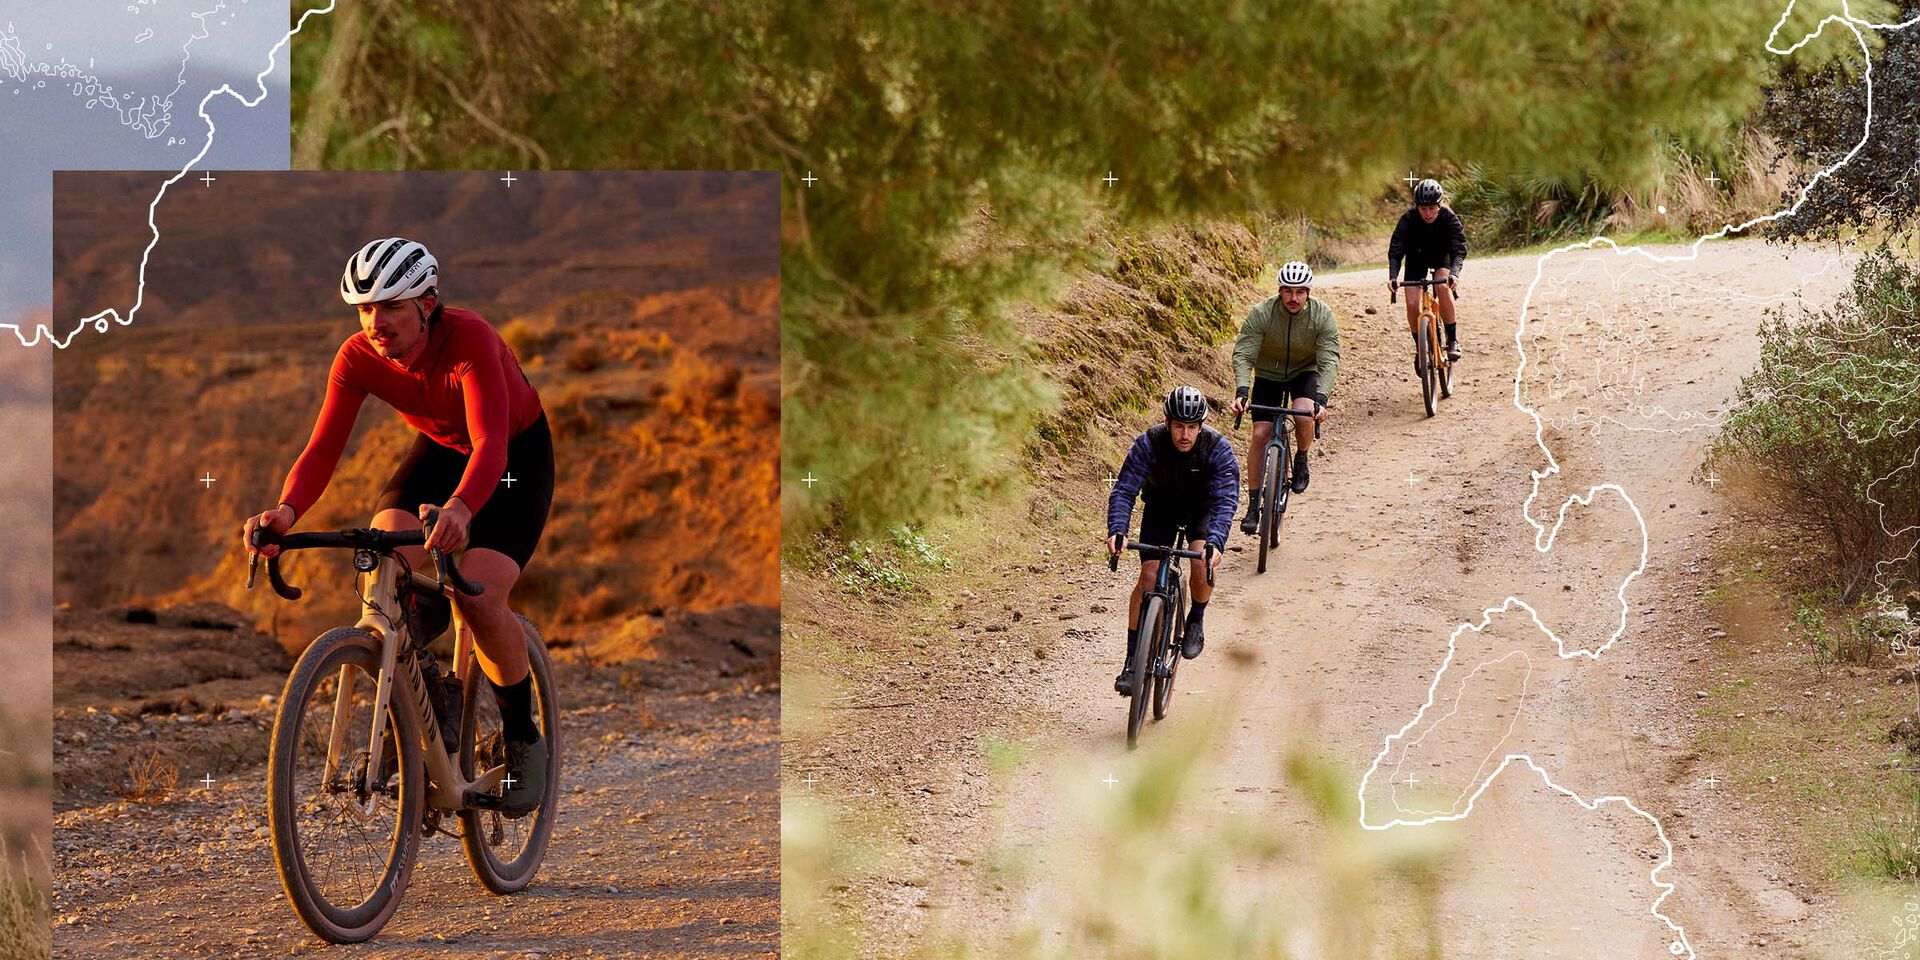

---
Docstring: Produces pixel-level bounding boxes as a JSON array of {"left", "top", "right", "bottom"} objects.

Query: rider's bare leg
[
  {"left": 1129, "top": 559, "right": 1159, "bottom": 631},
  {"left": 1404, "top": 287, "right": 1421, "bottom": 336},
  {"left": 446, "top": 549, "right": 530, "bottom": 686},
  {"left": 1434, "top": 267, "right": 1457, "bottom": 327},
  {"left": 1186, "top": 554, "right": 1213, "bottom": 604},
  {"left": 1289, "top": 398, "right": 1315, "bottom": 458}
]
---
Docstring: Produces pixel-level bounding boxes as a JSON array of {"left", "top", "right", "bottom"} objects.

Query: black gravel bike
[
  {"left": 248, "top": 507, "right": 560, "bottom": 943},
  {"left": 1110, "top": 534, "right": 1212, "bottom": 748},
  {"left": 1235, "top": 400, "right": 1322, "bottom": 574}
]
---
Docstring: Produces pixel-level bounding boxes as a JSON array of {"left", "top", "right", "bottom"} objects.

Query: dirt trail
[
  {"left": 52, "top": 606, "right": 777, "bottom": 959},
  {"left": 795, "top": 239, "right": 1866, "bottom": 956}
]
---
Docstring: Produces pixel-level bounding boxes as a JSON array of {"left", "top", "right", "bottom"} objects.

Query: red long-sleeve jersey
[{"left": 279, "top": 306, "right": 544, "bottom": 519}]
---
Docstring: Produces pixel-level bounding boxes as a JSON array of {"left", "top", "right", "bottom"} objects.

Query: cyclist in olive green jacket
[{"left": 1228, "top": 260, "right": 1338, "bottom": 534}]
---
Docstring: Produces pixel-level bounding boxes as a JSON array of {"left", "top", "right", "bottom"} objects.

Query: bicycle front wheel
[
  {"left": 1257, "top": 450, "right": 1282, "bottom": 574},
  {"left": 1152, "top": 578, "right": 1185, "bottom": 721},
  {"left": 1127, "top": 596, "right": 1161, "bottom": 748},
  {"left": 267, "top": 627, "right": 424, "bottom": 944},
  {"left": 1420, "top": 316, "right": 1438, "bottom": 418},
  {"left": 460, "top": 615, "right": 562, "bottom": 893}
]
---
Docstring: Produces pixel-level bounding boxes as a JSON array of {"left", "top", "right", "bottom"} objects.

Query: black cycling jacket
[{"left": 1387, "top": 206, "right": 1468, "bottom": 281}]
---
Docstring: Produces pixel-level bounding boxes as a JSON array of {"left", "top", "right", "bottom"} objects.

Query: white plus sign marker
[
  {"left": 1102, "top": 773, "right": 1119, "bottom": 789},
  {"left": 199, "top": 773, "right": 216, "bottom": 789},
  {"left": 802, "top": 776, "right": 820, "bottom": 788},
  {"left": 502, "top": 774, "right": 517, "bottom": 790},
  {"left": 1403, "top": 774, "right": 1420, "bottom": 787},
  {"left": 1704, "top": 475, "right": 1722, "bottom": 487},
  {"left": 500, "top": 171, "right": 517, "bottom": 188},
  {"left": 501, "top": 473, "right": 517, "bottom": 489},
  {"left": 1405, "top": 472, "right": 1420, "bottom": 485},
  {"left": 1104, "top": 477, "right": 1119, "bottom": 486},
  {"left": 1703, "top": 776, "right": 1720, "bottom": 788},
  {"left": 1705, "top": 173, "right": 1722, "bottom": 187},
  {"left": 199, "top": 473, "right": 217, "bottom": 488},
  {"left": 802, "top": 171, "right": 819, "bottom": 187},
  {"left": 802, "top": 472, "right": 819, "bottom": 488},
  {"left": 199, "top": 170, "right": 216, "bottom": 187},
  {"left": 1404, "top": 170, "right": 1420, "bottom": 186},
  {"left": 1102, "top": 171, "right": 1119, "bottom": 187}
]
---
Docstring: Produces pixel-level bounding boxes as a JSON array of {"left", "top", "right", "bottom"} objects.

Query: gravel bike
[
  {"left": 1109, "top": 534, "right": 1212, "bottom": 748},
  {"left": 249, "top": 507, "right": 560, "bottom": 943},
  {"left": 1393, "top": 272, "right": 1457, "bottom": 417}
]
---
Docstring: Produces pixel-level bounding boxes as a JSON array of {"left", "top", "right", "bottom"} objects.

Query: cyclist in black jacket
[{"left": 1387, "top": 178, "right": 1468, "bottom": 363}]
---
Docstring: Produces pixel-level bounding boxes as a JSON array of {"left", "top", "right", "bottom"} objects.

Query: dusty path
[
  {"left": 53, "top": 653, "right": 777, "bottom": 958},
  {"left": 790, "top": 238, "right": 1864, "bottom": 957}
]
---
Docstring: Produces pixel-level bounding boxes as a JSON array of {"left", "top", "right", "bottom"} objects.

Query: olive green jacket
[{"left": 1231, "top": 295, "right": 1340, "bottom": 395}]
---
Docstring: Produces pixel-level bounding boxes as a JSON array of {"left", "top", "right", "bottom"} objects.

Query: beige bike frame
[{"left": 326, "top": 554, "right": 508, "bottom": 818}]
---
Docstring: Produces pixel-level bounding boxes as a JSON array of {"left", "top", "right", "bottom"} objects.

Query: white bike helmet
[
  {"left": 340, "top": 237, "right": 439, "bottom": 304},
  {"left": 1277, "top": 260, "right": 1314, "bottom": 287}
]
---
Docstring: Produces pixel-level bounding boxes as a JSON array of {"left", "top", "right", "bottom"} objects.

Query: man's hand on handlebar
[
  {"left": 1231, "top": 386, "right": 1250, "bottom": 415},
  {"left": 422, "top": 499, "right": 473, "bottom": 554},
  {"left": 243, "top": 503, "right": 296, "bottom": 559}
]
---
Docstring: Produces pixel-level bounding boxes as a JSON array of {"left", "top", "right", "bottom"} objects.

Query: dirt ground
[
  {"left": 784, "top": 238, "right": 1884, "bottom": 957},
  {"left": 52, "top": 603, "right": 777, "bottom": 958}
]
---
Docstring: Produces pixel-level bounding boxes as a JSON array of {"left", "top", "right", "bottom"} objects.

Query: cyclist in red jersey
[{"left": 240, "top": 237, "right": 555, "bottom": 811}]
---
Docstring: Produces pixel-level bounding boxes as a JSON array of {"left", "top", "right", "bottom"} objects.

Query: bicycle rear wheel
[
  {"left": 1152, "top": 577, "right": 1185, "bottom": 721},
  {"left": 460, "top": 615, "right": 562, "bottom": 893},
  {"left": 1419, "top": 316, "right": 1438, "bottom": 418},
  {"left": 1127, "top": 596, "right": 1161, "bottom": 748},
  {"left": 268, "top": 627, "right": 424, "bottom": 944}
]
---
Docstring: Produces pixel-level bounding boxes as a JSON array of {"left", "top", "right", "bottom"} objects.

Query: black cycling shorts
[
  {"left": 1398, "top": 259, "right": 1452, "bottom": 284},
  {"left": 1138, "top": 498, "right": 1210, "bottom": 549},
  {"left": 374, "top": 412, "right": 555, "bottom": 570},
  {"left": 1250, "top": 373, "right": 1321, "bottom": 423}
]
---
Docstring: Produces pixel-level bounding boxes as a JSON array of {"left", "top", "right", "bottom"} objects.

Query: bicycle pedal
[{"left": 462, "top": 788, "right": 505, "bottom": 810}]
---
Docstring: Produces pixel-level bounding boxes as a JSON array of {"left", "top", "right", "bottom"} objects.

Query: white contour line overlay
[
  {"left": 1357, "top": 4, "right": 1920, "bottom": 958},
  {"left": 2, "top": 0, "right": 336, "bottom": 350}
]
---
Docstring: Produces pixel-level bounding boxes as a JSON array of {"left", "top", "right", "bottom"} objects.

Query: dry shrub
[{"left": 120, "top": 750, "right": 178, "bottom": 804}]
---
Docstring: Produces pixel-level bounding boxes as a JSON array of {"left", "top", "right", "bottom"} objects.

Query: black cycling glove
[
  {"left": 1313, "top": 392, "right": 1328, "bottom": 408},
  {"left": 1234, "top": 385, "right": 1250, "bottom": 402}
]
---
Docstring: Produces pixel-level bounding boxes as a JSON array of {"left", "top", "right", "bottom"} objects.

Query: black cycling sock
[
  {"left": 1248, "top": 486, "right": 1262, "bottom": 502},
  {"left": 1187, "top": 601, "right": 1207, "bottom": 626},
  {"left": 1445, "top": 322, "right": 1457, "bottom": 346},
  {"left": 490, "top": 675, "right": 539, "bottom": 743},
  {"left": 1123, "top": 626, "right": 1137, "bottom": 655}
]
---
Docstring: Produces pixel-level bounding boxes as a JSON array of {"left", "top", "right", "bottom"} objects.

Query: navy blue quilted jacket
[{"left": 1106, "top": 424, "right": 1240, "bottom": 549}]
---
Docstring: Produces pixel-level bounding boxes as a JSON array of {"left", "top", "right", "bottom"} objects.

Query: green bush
[{"left": 1709, "top": 248, "right": 1920, "bottom": 603}]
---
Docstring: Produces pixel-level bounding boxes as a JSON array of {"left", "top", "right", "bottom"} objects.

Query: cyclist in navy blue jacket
[{"left": 1105, "top": 386, "right": 1240, "bottom": 696}]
